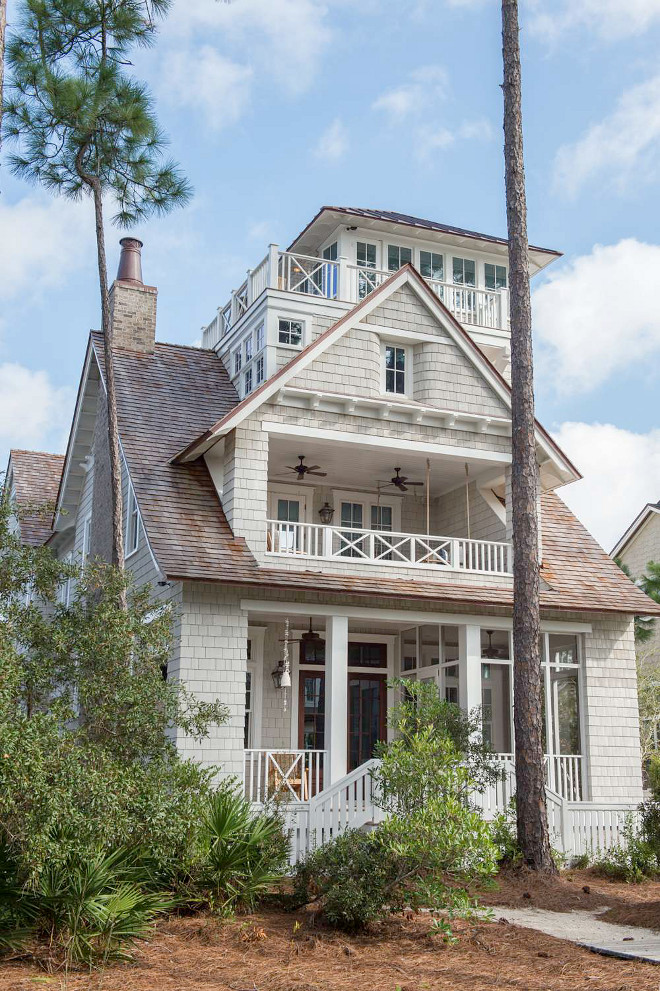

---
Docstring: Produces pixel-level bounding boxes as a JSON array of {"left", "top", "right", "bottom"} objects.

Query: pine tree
[
  {"left": 501, "top": 0, "right": 555, "bottom": 871},
  {"left": 3, "top": 0, "right": 191, "bottom": 577}
]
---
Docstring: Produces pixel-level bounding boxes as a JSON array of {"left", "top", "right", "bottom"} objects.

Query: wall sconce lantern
[
  {"left": 318, "top": 502, "right": 334, "bottom": 525},
  {"left": 271, "top": 659, "right": 291, "bottom": 690}
]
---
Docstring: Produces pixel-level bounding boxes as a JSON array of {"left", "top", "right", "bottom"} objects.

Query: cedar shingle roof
[
  {"left": 90, "top": 335, "right": 660, "bottom": 617},
  {"left": 9, "top": 449, "right": 65, "bottom": 546}
]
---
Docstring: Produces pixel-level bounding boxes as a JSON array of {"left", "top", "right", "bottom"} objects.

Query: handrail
[{"left": 265, "top": 519, "right": 512, "bottom": 575}]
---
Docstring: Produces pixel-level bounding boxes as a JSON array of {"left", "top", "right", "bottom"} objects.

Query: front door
[{"left": 348, "top": 673, "right": 387, "bottom": 770}]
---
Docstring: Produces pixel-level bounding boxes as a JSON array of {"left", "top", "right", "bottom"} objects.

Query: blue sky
[{"left": 1, "top": 0, "right": 660, "bottom": 550}]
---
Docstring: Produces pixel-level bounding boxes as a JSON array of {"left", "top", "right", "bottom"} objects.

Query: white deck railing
[
  {"left": 493, "top": 753, "right": 584, "bottom": 804},
  {"left": 244, "top": 749, "right": 325, "bottom": 804},
  {"left": 204, "top": 246, "right": 509, "bottom": 346},
  {"left": 266, "top": 519, "right": 513, "bottom": 575}
]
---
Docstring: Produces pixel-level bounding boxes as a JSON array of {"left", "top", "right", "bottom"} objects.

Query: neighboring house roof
[
  {"left": 611, "top": 502, "right": 660, "bottom": 558},
  {"left": 287, "top": 205, "right": 561, "bottom": 259},
  {"left": 81, "top": 332, "right": 658, "bottom": 617},
  {"left": 173, "top": 265, "right": 581, "bottom": 488},
  {"left": 7, "top": 449, "right": 65, "bottom": 546}
]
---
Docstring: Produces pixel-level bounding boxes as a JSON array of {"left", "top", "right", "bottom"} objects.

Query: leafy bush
[
  {"left": 0, "top": 840, "right": 171, "bottom": 967},
  {"left": 191, "top": 784, "right": 289, "bottom": 915},
  {"left": 594, "top": 816, "right": 660, "bottom": 883},
  {"left": 490, "top": 801, "right": 522, "bottom": 865}
]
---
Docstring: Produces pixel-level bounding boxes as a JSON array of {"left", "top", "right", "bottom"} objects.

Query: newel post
[{"left": 267, "top": 243, "right": 280, "bottom": 290}]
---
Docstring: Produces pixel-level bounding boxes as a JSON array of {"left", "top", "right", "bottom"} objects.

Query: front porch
[{"left": 243, "top": 609, "right": 589, "bottom": 812}]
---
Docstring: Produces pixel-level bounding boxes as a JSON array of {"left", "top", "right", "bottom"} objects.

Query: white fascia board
[
  {"left": 611, "top": 505, "right": 660, "bottom": 558},
  {"left": 239, "top": 598, "right": 592, "bottom": 633},
  {"left": 262, "top": 420, "right": 511, "bottom": 464},
  {"left": 54, "top": 341, "right": 95, "bottom": 527}
]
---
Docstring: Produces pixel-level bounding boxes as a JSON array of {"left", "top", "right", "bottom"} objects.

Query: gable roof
[
  {"left": 7, "top": 449, "right": 65, "bottom": 545},
  {"left": 611, "top": 502, "right": 660, "bottom": 558},
  {"left": 173, "top": 264, "right": 580, "bottom": 487},
  {"left": 89, "top": 333, "right": 256, "bottom": 582},
  {"left": 288, "top": 206, "right": 561, "bottom": 267}
]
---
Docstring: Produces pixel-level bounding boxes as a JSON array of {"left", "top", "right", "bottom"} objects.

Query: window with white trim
[
  {"left": 233, "top": 349, "right": 242, "bottom": 375},
  {"left": 82, "top": 516, "right": 91, "bottom": 560},
  {"left": 126, "top": 485, "right": 140, "bottom": 556},
  {"left": 384, "top": 344, "right": 407, "bottom": 395},
  {"left": 278, "top": 318, "right": 303, "bottom": 346},
  {"left": 485, "top": 263, "right": 507, "bottom": 290},
  {"left": 255, "top": 354, "right": 265, "bottom": 385},
  {"left": 452, "top": 256, "right": 476, "bottom": 286},
  {"left": 419, "top": 250, "right": 444, "bottom": 281},
  {"left": 244, "top": 334, "right": 253, "bottom": 363},
  {"left": 255, "top": 322, "right": 265, "bottom": 353},
  {"left": 244, "top": 367, "right": 253, "bottom": 395},
  {"left": 387, "top": 244, "right": 412, "bottom": 272}
]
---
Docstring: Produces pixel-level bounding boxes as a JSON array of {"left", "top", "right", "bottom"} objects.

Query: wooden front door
[{"left": 348, "top": 673, "right": 387, "bottom": 771}]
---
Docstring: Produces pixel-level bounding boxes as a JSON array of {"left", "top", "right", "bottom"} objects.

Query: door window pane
[
  {"left": 371, "top": 505, "right": 393, "bottom": 531},
  {"left": 349, "top": 675, "right": 385, "bottom": 769},
  {"left": 387, "top": 244, "right": 413, "bottom": 271},
  {"left": 277, "top": 499, "right": 300, "bottom": 523},
  {"left": 452, "top": 257, "right": 476, "bottom": 286},
  {"left": 340, "top": 502, "right": 364, "bottom": 557},
  {"left": 301, "top": 675, "right": 325, "bottom": 750},
  {"left": 419, "top": 251, "right": 444, "bottom": 281},
  {"left": 485, "top": 263, "right": 507, "bottom": 290}
]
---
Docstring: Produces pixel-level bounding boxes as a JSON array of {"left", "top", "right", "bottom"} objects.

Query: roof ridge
[{"left": 10, "top": 449, "right": 65, "bottom": 459}]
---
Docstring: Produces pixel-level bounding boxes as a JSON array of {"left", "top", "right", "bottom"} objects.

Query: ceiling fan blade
[
  {"left": 305, "top": 465, "right": 321, "bottom": 472},
  {"left": 405, "top": 481, "right": 425, "bottom": 486},
  {"left": 307, "top": 471, "right": 327, "bottom": 477},
  {"left": 399, "top": 484, "right": 408, "bottom": 492},
  {"left": 286, "top": 465, "right": 303, "bottom": 472}
]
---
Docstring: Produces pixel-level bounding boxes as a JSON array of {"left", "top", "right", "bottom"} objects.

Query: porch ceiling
[{"left": 267, "top": 433, "right": 505, "bottom": 497}]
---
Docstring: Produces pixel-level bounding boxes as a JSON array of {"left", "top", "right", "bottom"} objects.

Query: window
[
  {"left": 348, "top": 643, "right": 387, "bottom": 668},
  {"left": 58, "top": 552, "right": 73, "bottom": 606},
  {"left": 485, "top": 263, "right": 507, "bottom": 290},
  {"left": 244, "top": 334, "right": 253, "bottom": 363},
  {"left": 452, "top": 256, "right": 476, "bottom": 286},
  {"left": 276, "top": 497, "right": 301, "bottom": 552},
  {"left": 244, "top": 367, "right": 253, "bottom": 395},
  {"left": 255, "top": 322, "right": 265, "bottom": 352},
  {"left": 401, "top": 628, "right": 417, "bottom": 672},
  {"left": 543, "top": 634, "right": 581, "bottom": 757},
  {"left": 244, "top": 669, "right": 253, "bottom": 748},
  {"left": 340, "top": 501, "right": 364, "bottom": 557},
  {"left": 384, "top": 344, "right": 406, "bottom": 395},
  {"left": 278, "top": 318, "right": 303, "bottom": 346},
  {"left": 82, "top": 516, "right": 91, "bottom": 560},
  {"left": 233, "top": 349, "right": 242, "bottom": 376},
  {"left": 387, "top": 244, "right": 412, "bottom": 271},
  {"left": 323, "top": 242, "right": 338, "bottom": 260},
  {"left": 419, "top": 250, "right": 444, "bottom": 282},
  {"left": 256, "top": 354, "right": 265, "bottom": 385},
  {"left": 126, "top": 485, "right": 140, "bottom": 556},
  {"left": 357, "top": 242, "right": 377, "bottom": 268}
]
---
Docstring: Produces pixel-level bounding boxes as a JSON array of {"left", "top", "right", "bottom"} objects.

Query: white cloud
[
  {"left": 0, "top": 197, "right": 91, "bottom": 302},
  {"left": 554, "top": 75, "right": 660, "bottom": 197},
  {"left": 533, "top": 239, "right": 660, "bottom": 392},
  {"left": 372, "top": 66, "right": 448, "bottom": 122},
  {"left": 0, "top": 364, "right": 73, "bottom": 455},
  {"left": 164, "top": 0, "right": 331, "bottom": 96},
  {"left": 313, "top": 118, "right": 349, "bottom": 162},
  {"left": 552, "top": 422, "right": 660, "bottom": 552},
  {"left": 163, "top": 47, "right": 252, "bottom": 131},
  {"left": 528, "top": 0, "right": 660, "bottom": 42}
]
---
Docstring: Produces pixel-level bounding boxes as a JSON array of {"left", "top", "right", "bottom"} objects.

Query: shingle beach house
[{"left": 8, "top": 206, "right": 660, "bottom": 860}]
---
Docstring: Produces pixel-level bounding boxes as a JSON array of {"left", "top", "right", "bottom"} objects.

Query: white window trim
[
  {"left": 125, "top": 484, "right": 140, "bottom": 559},
  {"left": 246, "top": 627, "right": 265, "bottom": 749},
  {"left": 380, "top": 341, "right": 411, "bottom": 397},
  {"left": 333, "top": 488, "right": 402, "bottom": 534},
  {"left": 268, "top": 484, "right": 310, "bottom": 524},
  {"left": 277, "top": 317, "right": 305, "bottom": 349},
  {"left": 82, "top": 515, "right": 92, "bottom": 561}
]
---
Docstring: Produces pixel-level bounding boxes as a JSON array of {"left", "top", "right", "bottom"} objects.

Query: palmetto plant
[
  {"left": 0, "top": 840, "right": 172, "bottom": 968},
  {"left": 198, "top": 785, "right": 289, "bottom": 915}
]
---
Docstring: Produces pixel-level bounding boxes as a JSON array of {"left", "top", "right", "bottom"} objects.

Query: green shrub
[
  {"left": 192, "top": 784, "right": 289, "bottom": 915},
  {"left": 594, "top": 816, "right": 660, "bottom": 883},
  {"left": 646, "top": 754, "right": 660, "bottom": 799},
  {"left": 490, "top": 801, "right": 522, "bottom": 865},
  {"left": 0, "top": 841, "right": 172, "bottom": 967}
]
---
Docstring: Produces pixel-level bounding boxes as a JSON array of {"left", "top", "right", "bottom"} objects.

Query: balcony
[
  {"left": 265, "top": 519, "right": 512, "bottom": 576},
  {"left": 204, "top": 246, "right": 510, "bottom": 346}
]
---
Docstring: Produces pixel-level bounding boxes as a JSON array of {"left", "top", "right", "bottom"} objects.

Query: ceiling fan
[
  {"left": 283, "top": 455, "right": 327, "bottom": 482},
  {"left": 279, "top": 618, "right": 324, "bottom": 648},
  {"left": 481, "top": 630, "right": 508, "bottom": 659},
  {"left": 378, "top": 467, "right": 424, "bottom": 493}
]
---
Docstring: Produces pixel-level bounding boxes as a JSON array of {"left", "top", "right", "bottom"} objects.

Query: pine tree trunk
[
  {"left": 92, "top": 180, "right": 125, "bottom": 577},
  {"left": 501, "top": 0, "right": 555, "bottom": 872}
]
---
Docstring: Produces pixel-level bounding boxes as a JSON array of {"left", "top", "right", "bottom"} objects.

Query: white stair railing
[
  {"left": 244, "top": 749, "right": 325, "bottom": 804},
  {"left": 307, "top": 758, "right": 381, "bottom": 851}
]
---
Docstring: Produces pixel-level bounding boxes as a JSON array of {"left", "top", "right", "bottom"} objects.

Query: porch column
[
  {"left": 458, "top": 625, "right": 482, "bottom": 713},
  {"left": 325, "top": 614, "right": 349, "bottom": 783}
]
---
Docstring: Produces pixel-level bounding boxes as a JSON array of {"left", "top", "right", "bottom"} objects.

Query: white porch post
[
  {"left": 325, "top": 614, "right": 349, "bottom": 783},
  {"left": 458, "top": 624, "right": 482, "bottom": 713}
]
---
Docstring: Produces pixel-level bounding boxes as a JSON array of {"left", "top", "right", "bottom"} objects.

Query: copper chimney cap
[{"left": 116, "top": 237, "right": 144, "bottom": 285}]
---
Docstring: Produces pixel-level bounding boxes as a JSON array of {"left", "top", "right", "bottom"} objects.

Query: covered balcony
[{"left": 203, "top": 244, "right": 509, "bottom": 346}]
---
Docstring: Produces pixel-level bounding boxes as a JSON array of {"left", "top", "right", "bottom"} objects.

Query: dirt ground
[{"left": 1, "top": 871, "right": 660, "bottom": 991}]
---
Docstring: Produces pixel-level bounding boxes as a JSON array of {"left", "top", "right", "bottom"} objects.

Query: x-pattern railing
[{"left": 279, "top": 251, "right": 339, "bottom": 299}]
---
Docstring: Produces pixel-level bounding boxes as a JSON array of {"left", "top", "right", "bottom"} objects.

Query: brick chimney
[{"left": 109, "top": 238, "right": 157, "bottom": 352}]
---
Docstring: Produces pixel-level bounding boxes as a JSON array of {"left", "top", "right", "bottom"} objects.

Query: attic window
[
  {"left": 384, "top": 345, "right": 407, "bottom": 395},
  {"left": 278, "top": 319, "right": 303, "bottom": 347}
]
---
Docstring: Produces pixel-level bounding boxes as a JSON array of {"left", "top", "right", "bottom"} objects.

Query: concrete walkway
[{"left": 494, "top": 905, "right": 660, "bottom": 964}]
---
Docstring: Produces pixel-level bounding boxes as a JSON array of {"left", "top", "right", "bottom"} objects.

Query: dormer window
[
  {"left": 384, "top": 344, "right": 407, "bottom": 395},
  {"left": 485, "top": 263, "right": 507, "bottom": 290},
  {"left": 278, "top": 318, "right": 303, "bottom": 346}
]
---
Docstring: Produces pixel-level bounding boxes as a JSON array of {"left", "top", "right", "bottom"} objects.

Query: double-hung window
[
  {"left": 485, "top": 263, "right": 507, "bottom": 290},
  {"left": 419, "top": 250, "right": 444, "bottom": 282},
  {"left": 255, "top": 322, "right": 265, "bottom": 353},
  {"left": 256, "top": 354, "right": 265, "bottom": 385},
  {"left": 356, "top": 241, "right": 377, "bottom": 268},
  {"left": 278, "top": 318, "right": 303, "bottom": 346},
  {"left": 387, "top": 244, "right": 412, "bottom": 271},
  {"left": 233, "top": 349, "right": 242, "bottom": 376},
  {"left": 384, "top": 344, "right": 406, "bottom": 395},
  {"left": 244, "top": 334, "right": 253, "bottom": 363},
  {"left": 126, "top": 485, "right": 140, "bottom": 557},
  {"left": 452, "top": 257, "right": 476, "bottom": 286},
  {"left": 244, "top": 367, "right": 253, "bottom": 395}
]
